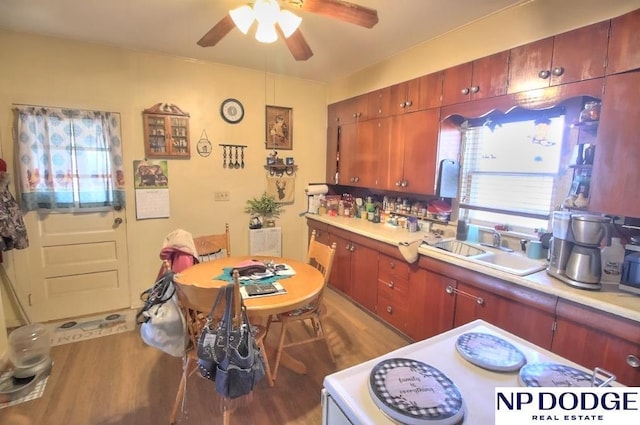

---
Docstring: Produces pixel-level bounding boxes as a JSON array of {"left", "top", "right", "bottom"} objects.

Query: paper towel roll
[{"left": 305, "top": 184, "right": 329, "bottom": 196}]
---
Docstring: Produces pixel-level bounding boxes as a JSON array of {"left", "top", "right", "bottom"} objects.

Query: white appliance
[
  {"left": 322, "top": 319, "right": 621, "bottom": 425},
  {"left": 248, "top": 227, "right": 282, "bottom": 257}
]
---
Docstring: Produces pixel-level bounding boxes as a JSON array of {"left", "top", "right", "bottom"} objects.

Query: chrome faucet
[{"left": 492, "top": 230, "right": 502, "bottom": 248}]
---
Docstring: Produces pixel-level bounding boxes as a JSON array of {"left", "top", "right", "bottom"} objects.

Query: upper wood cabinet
[
  {"left": 382, "top": 109, "right": 440, "bottom": 194},
  {"left": 329, "top": 95, "right": 368, "bottom": 126},
  {"left": 508, "top": 21, "right": 609, "bottom": 94},
  {"left": 389, "top": 77, "right": 421, "bottom": 115},
  {"left": 589, "top": 71, "right": 640, "bottom": 218},
  {"left": 442, "top": 51, "right": 509, "bottom": 106},
  {"left": 607, "top": 8, "right": 640, "bottom": 75},
  {"left": 418, "top": 71, "right": 443, "bottom": 110},
  {"left": 367, "top": 87, "right": 392, "bottom": 119}
]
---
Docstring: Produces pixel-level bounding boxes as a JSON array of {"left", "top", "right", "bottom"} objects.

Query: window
[
  {"left": 459, "top": 108, "right": 565, "bottom": 232},
  {"left": 14, "top": 106, "right": 125, "bottom": 211}
]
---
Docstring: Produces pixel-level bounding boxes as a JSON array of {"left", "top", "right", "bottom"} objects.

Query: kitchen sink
[
  {"left": 434, "top": 239, "right": 487, "bottom": 257},
  {"left": 470, "top": 251, "right": 548, "bottom": 276},
  {"left": 428, "top": 238, "right": 547, "bottom": 276}
]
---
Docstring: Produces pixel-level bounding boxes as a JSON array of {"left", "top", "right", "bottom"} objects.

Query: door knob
[{"left": 113, "top": 217, "right": 123, "bottom": 227}]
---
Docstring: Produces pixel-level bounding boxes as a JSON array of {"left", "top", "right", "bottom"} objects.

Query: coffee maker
[{"left": 547, "top": 212, "right": 610, "bottom": 290}]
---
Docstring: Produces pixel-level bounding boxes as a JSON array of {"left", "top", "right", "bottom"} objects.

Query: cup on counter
[
  {"left": 527, "top": 240, "right": 544, "bottom": 259},
  {"left": 467, "top": 224, "right": 479, "bottom": 243}
]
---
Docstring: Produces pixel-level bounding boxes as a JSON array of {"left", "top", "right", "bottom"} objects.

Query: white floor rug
[{"left": 46, "top": 309, "right": 137, "bottom": 347}]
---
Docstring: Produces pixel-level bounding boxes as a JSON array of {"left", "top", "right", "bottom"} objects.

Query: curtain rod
[{"left": 12, "top": 103, "right": 121, "bottom": 115}]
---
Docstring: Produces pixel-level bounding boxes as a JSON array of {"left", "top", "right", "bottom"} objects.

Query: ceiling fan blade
[
  {"left": 278, "top": 27, "right": 314, "bottom": 61},
  {"left": 197, "top": 14, "right": 235, "bottom": 47},
  {"left": 296, "top": 0, "right": 378, "bottom": 28}
]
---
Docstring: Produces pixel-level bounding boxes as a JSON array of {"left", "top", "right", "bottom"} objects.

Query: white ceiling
[{"left": 0, "top": 0, "right": 527, "bottom": 82}]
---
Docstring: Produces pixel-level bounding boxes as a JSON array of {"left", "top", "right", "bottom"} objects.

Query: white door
[{"left": 14, "top": 208, "right": 129, "bottom": 322}]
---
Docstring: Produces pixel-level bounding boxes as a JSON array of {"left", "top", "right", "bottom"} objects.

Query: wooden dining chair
[
  {"left": 266, "top": 230, "right": 337, "bottom": 380},
  {"left": 193, "top": 223, "right": 231, "bottom": 262},
  {"left": 170, "top": 271, "right": 273, "bottom": 424}
]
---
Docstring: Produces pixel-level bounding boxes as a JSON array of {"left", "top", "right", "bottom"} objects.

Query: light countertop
[{"left": 307, "top": 214, "right": 640, "bottom": 323}]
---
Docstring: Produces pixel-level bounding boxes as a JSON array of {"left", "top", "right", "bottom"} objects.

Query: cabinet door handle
[
  {"left": 395, "top": 181, "right": 402, "bottom": 187},
  {"left": 345, "top": 244, "right": 352, "bottom": 251},
  {"left": 400, "top": 102, "right": 406, "bottom": 108},
  {"left": 349, "top": 244, "right": 355, "bottom": 252},
  {"left": 445, "top": 285, "right": 484, "bottom": 305},
  {"left": 387, "top": 281, "right": 395, "bottom": 289},
  {"left": 538, "top": 69, "right": 551, "bottom": 79},
  {"left": 354, "top": 176, "right": 359, "bottom": 183},
  {"left": 460, "top": 87, "right": 470, "bottom": 95},
  {"left": 627, "top": 355, "right": 640, "bottom": 368},
  {"left": 401, "top": 181, "right": 408, "bottom": 187},
  {"left": 552, "top": 66, "right": 564, "bottom": 76},
  {"left": 405, "top": 100, "right": 412, "bottom": 107},
  {"left": 386, "top": 306, "right": 393, "bottom": 314},
  {"left": 470, "top": 85, "right": 479, "bottom": 93}
]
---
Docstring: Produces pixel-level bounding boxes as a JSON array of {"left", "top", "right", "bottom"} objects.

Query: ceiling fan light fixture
[
  {"left": 278, "top": 10, "right": 302, "bottom": 38},
  {"left": 253, "top": 0, "right": 280, "bottom": 25},
  {"left": 229, "top": 5, "right": 255, "bottom": 34},
  {"left": 255, "top": 21, "right": 278, "bottom": 43}
]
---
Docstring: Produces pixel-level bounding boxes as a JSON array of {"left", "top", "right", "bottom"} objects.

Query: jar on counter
[{"left": 579, "top": 101, "right": 601, "bottom": 123}]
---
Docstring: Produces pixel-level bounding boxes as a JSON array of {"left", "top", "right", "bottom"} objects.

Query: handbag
[
  {"left": 197, "top": 284, "right": 266, "bottom": 399},
  {"left": 137, "top": 271, "right": 187, "bottom": 357}
]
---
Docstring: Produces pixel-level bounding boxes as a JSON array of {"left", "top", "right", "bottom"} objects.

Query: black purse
[{"left": 197, "top": 284, "right": 266, "bottom": 399}]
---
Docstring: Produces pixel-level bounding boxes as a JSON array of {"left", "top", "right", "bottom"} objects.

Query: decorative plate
[
  {"left": 220, "top": 98, "right": 244, "bottom": 124},
  {"left": 368, "top": 358, "right": 465, "bottom": 425},
  {"left": 519, "top": 362, "right": 607, "bottom": 387},
  {"left": 455, "top": 332, "right": 527, "bottom": 372}
]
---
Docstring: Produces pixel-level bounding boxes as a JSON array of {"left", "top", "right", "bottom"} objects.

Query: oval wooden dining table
[{"left": 174, "top": 255, "right": 325, "bottom": 374}]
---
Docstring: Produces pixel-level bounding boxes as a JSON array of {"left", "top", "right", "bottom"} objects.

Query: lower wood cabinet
[
  {"left": 419, "top": 256, "right": 557, "bottom": 350},
  {"left": 406, "top": 267, "right": 456, "bottom": 341},
  {"left": 307, "top": 220, "right": 639, "bottom": 384},
  {"left": 551, "top": 299, "right": 640, "bottom": 386}
]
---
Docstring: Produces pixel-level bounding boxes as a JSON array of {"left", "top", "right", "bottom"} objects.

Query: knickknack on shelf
[{"left": 142, "top": 103, "right": 191, "bottom": 159}]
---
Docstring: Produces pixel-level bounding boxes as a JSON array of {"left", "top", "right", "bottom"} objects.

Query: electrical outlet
[{"left": 214, "top": 191, "right": 230, "bottom": 201}]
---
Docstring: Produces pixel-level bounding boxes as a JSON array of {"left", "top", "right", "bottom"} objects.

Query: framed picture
[{"left": 265, "top": 105, "right": 293, "bottom": 150}]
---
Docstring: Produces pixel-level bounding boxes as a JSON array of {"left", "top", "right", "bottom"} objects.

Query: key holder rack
[{"left": 218, "top": 144, "right": 247, "bottom": 169}]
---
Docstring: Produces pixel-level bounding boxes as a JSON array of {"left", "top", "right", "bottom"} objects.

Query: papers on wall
[{"left": 133, "top": 160, "right": 170, "bottom": 220}]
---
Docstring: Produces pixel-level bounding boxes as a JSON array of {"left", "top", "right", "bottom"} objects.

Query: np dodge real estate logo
[{"left": 495, "top": 388, "right": 640, "bottom": 425}]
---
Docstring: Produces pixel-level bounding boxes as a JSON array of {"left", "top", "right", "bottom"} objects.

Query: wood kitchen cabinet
[
  {"left": 406, "top": 267, "right": 456, "bottom": 341},
  {"left": 551, "top": 299, "right": 640, "bottom": 386},
  {"left": 367, "top": 87, "right": 392, "bottom": 119},
  {"left": 389, "top": 77, "right": 421, "bottom": 115},
  {"left": 142, "top": 103, "right": 191, "bottom": 158},
  {"left": 307, "top": 219, "right": 329, "bottom": 245},
  {"left": 329, "top": 95, "right": 368, "bottom": 126},
  {"left": 589, "top": 71, "right": 640, "bottom": 218},
  {"left": 441, "top": 51, "right": 509, "bottom": 106},
  {"left": 326, "top": 226, "right": 379, "bottom": 311},
  {"left": 418, "top": 71, "right": 443, "bottom": 110},
  {"left": 383, "top": 108, "right": 440, "bottom": 194},
  {"left": 606, "top": 8, "right": 640, "bottom": 75},
  {"left": 377, "top": 254, "right": 410, "bottom": 332},
  {"left": 508, "top": 21, "right": 609, "bottom": 94}
]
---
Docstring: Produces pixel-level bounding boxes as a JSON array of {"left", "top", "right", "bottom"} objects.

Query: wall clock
[{"left": 220, "top": 98, "right": 244, "bottom": 124}]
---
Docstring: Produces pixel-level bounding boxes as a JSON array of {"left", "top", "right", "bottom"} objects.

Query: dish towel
[
  {"left": 213, "top": 267, "right": 291, "bottom": 286},
  {"left": 398, "top": 240, "right": 422, "bottom": 264}
]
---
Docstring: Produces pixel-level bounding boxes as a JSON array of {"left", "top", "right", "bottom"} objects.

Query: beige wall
[
  {"left": 328, "top": 0, "right": 640, "bottom": 102},
  {"left": 0, "top": 30, "right": 327, "bottom": 355}
]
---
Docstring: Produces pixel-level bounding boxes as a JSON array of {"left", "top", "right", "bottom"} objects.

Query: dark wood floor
[{"left": 0, "top": 288, "right": 410, "bottom": 425}]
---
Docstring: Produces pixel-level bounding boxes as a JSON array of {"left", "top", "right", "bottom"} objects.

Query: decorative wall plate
[
  {"left": 368, "top": 358, "right": 465, "bottom": 425},
  {"left": 220, "top": 98, "right": 244, "bottom": 124},
  {"left": 455, "top": 332, "right": 527, "bottom": 372},
  {"left": 519, "top": 362, "right": 608, "bottom": 387}
]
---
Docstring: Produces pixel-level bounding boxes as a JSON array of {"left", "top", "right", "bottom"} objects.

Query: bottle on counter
[{"left": 601, "top": 237, "right": 625, "bottom": 284}]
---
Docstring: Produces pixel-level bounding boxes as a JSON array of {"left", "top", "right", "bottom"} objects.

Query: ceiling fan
[{"left": 197, "top": 0, "right": 379, "bottom": 61}]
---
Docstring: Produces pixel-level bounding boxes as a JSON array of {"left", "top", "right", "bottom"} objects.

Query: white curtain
[{"left": 14, "top": 106, "right": 125, "bottom": 210}]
